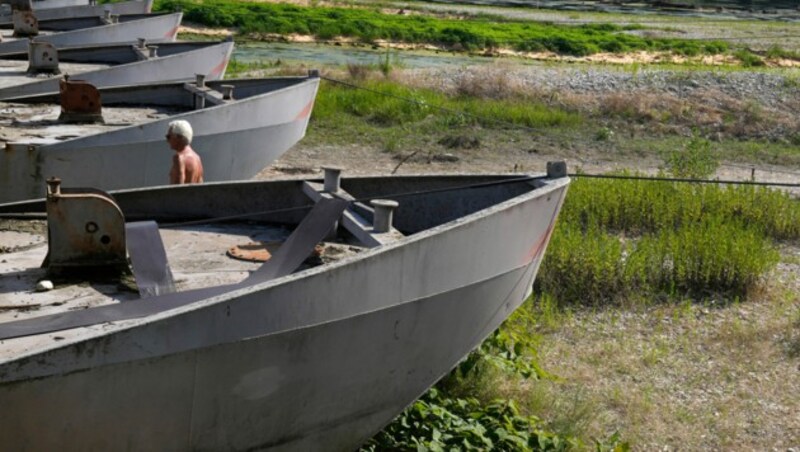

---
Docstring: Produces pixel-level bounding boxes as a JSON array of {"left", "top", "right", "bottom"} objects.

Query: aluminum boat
[
  {"left": 0, "top": 0, "right": 152, "bottom": 21},
  {"left": 0, "top": 39, "right": 234, "bottom": 98},
  {"left": 0, "top": 11, "right": 181, "bottom": 54},
  {"left": 0, "top": 73, "right": 320, "bottom": 203},
  {"left": 0, "top": 166, "right": 570, "bottom": 450}
]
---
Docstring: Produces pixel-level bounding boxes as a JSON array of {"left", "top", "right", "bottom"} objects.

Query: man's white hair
[{"left": 168, "top": 120, "right": 193, "bottom": 144}]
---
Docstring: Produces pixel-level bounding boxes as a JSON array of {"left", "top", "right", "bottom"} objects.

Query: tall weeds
[{"left": 537, "top": 176, "right": 796, "bottom": 305}]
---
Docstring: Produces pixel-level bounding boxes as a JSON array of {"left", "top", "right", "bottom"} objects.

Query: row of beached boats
[{"left": 0, "top": 1, "right": 570, "bottom": 450}]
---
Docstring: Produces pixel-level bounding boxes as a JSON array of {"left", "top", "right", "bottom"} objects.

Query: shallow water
[
  {"left": 438, "top": 0, "right": 798, "bottom": 10},
  {"left": 233, "top": 42, "right": 507, "bottom": 69},
  {"left": 424, "top": 0, "right": 800, "bottom": 20}
]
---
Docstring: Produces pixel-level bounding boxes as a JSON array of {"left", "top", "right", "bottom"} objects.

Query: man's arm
[{"left": 171, "top": 154, "right": 186, "bottom": 184}]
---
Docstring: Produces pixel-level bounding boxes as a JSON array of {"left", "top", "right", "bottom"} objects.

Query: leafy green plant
[
  {"left": 377, "top": 49, "right": 402, "bottom": 77},
  {"left": 596, "top": 126, "right": 614, "bottom": 141},
  {"left": 455, "top": 317, "right": 547, "bottom": 381},
  {"left": 361, "top": 388, "right": 579, "bottom": 451},
  {"left": 663, "top": 134, "right": 718, "bottom": 179},
  {"left": 765, "top": 45, "right": 800, "bottom": 61},
  {"left": 733, "top": 49, "right": 765, "bottom": 67}
]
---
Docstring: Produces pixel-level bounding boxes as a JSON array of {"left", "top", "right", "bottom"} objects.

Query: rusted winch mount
[
  {"left": 41, "top": 178, "right": 176, "bottom": 297},
  {"left": 59, "top": 76, "right": 104, "bottom": 124},
  {"left": 42, "top": 177, "right": 128, "bottom": 275}
]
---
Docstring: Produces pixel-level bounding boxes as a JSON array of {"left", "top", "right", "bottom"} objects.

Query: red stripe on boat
[
  {"left": 209, "top": 57, "right": 229, "bottom": 79},
  {"left": 523, "top": 189, "right": 566, "bottom": 265},
  {"left": 294, "top": 100, "right": 315, "bottom": 121},
  {"left": 164, "top": 26, "right": 179, "bottom": 39}
]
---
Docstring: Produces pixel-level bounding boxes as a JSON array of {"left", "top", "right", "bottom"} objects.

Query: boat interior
[{"left": 0, "top": 173, "right": 556, "bottom": 350}]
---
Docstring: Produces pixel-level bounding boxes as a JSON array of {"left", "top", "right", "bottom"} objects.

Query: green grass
[
  {"left": 155, "top": 0, "right": 731, "bottom": 56},
  {"left": 536, "top": 176, "right": 797, "bottom": 305},
  {"left": 313, "top": 79, "right": 583, "bottom": 129}
]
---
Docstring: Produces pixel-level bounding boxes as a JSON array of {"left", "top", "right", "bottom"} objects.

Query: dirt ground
[{"left": 258, "top": 132, "right": 800, "bottom": 190}]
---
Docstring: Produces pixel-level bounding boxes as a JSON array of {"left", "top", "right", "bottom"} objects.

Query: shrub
[{"left": 663, "top": 134, "right": 719, "bottom": 179}]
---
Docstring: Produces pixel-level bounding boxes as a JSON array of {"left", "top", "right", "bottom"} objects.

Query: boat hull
[
  {"left": 0, "top": 40, "right": 234, "bottom": 99},
  {"left": 0, "top": 175, "right": 569, "bottom": 451},
  {"left": 0, "top": 12, "right": 181, "bottom": 55},
  {"left": 0, "top": 76, "right": 319, "bottom": 202},
  {"left": 0, "top": 0, "right": 152, "bottom": 21}
]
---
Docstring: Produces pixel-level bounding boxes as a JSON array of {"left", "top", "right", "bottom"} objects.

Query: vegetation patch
[
  {"left": 156, "top": 0, "right": 730, "bottom": 57},
  {"left": 537, "top": 173, "right": 797, "bottom": 306},
  {"left": 313, "top": 78, "right": 583, "bottom": 129}
]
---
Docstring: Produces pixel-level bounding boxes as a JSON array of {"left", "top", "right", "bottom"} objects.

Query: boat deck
[
  {"left": 0, "top": 57, "right": 109, "bottom": 89},
  {"left": 0, "top": 100, "right": 183, "bottom": 144},
  {"left": 0, "top": 48, "right": 171, "bottom": 145},
  {"left": 0, "top": 219, "right": 364, "bottom": 359}
]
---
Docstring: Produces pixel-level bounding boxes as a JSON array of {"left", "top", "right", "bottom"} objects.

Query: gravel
[{"left": 409, "top": 65, "right": 798, "bottom": 112}]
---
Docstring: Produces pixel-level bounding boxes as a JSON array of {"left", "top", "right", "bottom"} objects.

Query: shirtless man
[{"left": 166, "top": 120, "right": 204, "bottom": 184}]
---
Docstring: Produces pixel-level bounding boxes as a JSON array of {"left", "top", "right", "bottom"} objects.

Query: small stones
[
  {"left": 432, "top": 153, "right": 460, "bottom": 163},
  {"left": 35, "top": 280, "right": 54, "bottom": 292}
]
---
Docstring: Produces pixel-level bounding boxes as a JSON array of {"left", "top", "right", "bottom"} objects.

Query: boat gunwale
[
  {"left": 0, "top": 40, "right": 235, "bottom": 100},
  {"left": 0, "top": 11, "right": 184, "bottom": 56}
]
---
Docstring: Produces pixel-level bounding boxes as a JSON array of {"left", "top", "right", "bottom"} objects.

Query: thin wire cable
[
  {"left": 721, "top": 162, "right": 800, "bottom": 177},
  {"left": 3, "top": 173, "right": 796, "bottom": 227},
  {"left": 157, "top": 172, "right": 799, "bottom": 229},
  {"left": 569, "top": 173, "right": 800, "bottom": 187},
  {"left": 159, "top": 175, "right": 541, "bottom": 229}
]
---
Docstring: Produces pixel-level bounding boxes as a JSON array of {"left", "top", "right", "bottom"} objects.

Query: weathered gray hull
[
  {"left": 0, "top": 11, "right": 181, "bottom": 54},
  {"left": 0, "top": 76, "right": 320, "bottom": 202},
  {"left": 0, "top": 40, "right": 234, "bottom": 99},
  {"left": 1, "top": 0, "right": 87, "bottom": 10},
  {"left": 0, "top": 0, "right": 151, "bottom": 21},
  {"left": 0, "top": 174, "right": 569, "bottom": 451}
]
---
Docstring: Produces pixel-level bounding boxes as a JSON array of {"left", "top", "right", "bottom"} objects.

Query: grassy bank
[{"left": 157, "top": 0, "right": 735, "bottom": 57}]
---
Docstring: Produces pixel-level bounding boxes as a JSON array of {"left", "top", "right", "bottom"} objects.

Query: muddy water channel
[
  {"left": 232, "top": 42, "right": 506, "bottom": 69},
  {"left": 425, "top": 0, "right": 800, "bottom": 19}
]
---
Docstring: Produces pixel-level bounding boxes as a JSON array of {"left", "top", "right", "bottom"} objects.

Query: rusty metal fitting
[
  {"left": 546, "top": 161, "right": 567, "bottom": 179},
  {"left": 46, "top": 177, "right": 61, "bottom": 196}
]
